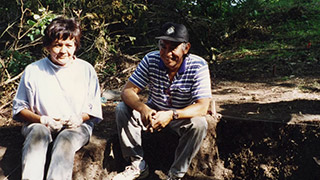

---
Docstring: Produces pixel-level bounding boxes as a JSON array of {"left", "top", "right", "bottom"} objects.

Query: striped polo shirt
[{"left": 129, "top": 51, "right": 212, "bottom": 110}]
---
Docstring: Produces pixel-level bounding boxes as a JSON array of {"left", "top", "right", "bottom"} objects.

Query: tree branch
[{"left": 0, "top": 71, "right": 24, "bottom": 87}]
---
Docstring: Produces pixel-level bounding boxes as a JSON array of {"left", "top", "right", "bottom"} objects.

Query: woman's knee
[
  {"left": 27, "top": 124, "right": 50, "bottom": 138},
  {"left": 54, "top": 127, "right": 90, "bottom": 151},
  {"left": 24, "top": 123, "right": 51, "bottom": 145}
]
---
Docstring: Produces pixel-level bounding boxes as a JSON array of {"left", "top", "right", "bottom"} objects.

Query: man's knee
[
  {"left": 115, "top": 102, "right": 131, "bottom": 123},
  {"left": 116, "top": 102, "right": 128, "bottom": 113},
  {"left": 190, "top": 116, "right": 208, "bottom": 133}
]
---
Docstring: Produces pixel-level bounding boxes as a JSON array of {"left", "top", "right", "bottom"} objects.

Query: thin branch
[
  {"left": 6, "top": 30, "right": 17, "bottom": 40},
  {"left": 78, "top": 41, "right": 95, "bottom": 57},
  {"left": 0, "top": 100, "right": 12, "bottom": 110},
  {"left": 0, "top": 71, "right": 24, "bottom": 87},
  {"left": 0, "top": 58, "right": 10, "bottom": 80},
  {"left": 15, "top": 36, "right": 43, "bottom": 51},
  {"left": 2, "top": 164, "right": 21, "bottom": 180},
  {"left": 0, "top": 22, "right": 16, "bottom": 39},
  {"left": 102, "top": 21, "right": 122, "bottom": 28},
  {"left": 17, "top": 0, "right": 27, "bottom": 39}
]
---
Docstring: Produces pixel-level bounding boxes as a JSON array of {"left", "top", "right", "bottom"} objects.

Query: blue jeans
[
  {"left": 115, "top": 102, "right": 207, "bottom": 178},
  {"left": 21, "top": 122, "right": 93, "bottom": 180}
]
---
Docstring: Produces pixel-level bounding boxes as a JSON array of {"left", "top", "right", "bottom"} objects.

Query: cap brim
[{"left": 155, "top": 36, "right": 185, "bottom": 43}]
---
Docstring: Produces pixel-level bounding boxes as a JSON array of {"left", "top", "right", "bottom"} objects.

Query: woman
[{"left": 12, "top": 17, "right": 103, "bottom": 180}]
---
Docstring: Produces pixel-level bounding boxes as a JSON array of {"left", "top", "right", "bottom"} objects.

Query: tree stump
[
  {"left": 72, "top": 100, "right": 233, "bottom": 180},
  {"left": 186, "top": 114, "right": 233, "bottom": 180}
]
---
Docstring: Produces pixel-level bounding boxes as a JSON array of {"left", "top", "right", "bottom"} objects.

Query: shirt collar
[
  {"left": 46, "top": 56, "right": 75, "bottom": 69},
  {"left": 159, "top": 55, "right": 188, "bottom": 74}
]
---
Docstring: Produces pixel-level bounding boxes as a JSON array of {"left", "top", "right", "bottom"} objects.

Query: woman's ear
[{"left": 43, "top": 46, "right": 50, "bottom": 56}]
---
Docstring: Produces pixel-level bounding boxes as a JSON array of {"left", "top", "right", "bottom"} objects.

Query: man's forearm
[
  {"left": 121, "top": 89, "right": 148, "bottom": 113},
  {"left": 175, "top": 98, "right": 211, "bottom": 119}
]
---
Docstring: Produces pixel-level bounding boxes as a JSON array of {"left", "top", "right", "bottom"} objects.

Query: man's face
[
  {"left": 47, "top": 37, "right": 76, "bottom": 66},
  {"left": 159, "top": 40, "right": 190, "bottom": 72}
]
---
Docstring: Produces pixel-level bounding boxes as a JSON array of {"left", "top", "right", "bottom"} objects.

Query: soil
[
  {"left": 213, "top": 77, "right": 320, "bottom": 180},
  {"left": 1, "top": 75, "right": 320, "bottom": 180}
]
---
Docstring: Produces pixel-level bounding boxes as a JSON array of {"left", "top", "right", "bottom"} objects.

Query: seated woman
[{"left": 12, "top": 17, "right": 102, "bottom": 180}]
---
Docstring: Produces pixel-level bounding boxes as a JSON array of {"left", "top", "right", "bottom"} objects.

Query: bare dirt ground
[
  {"left": 1, "top": 76, "right": 320, "bottom": 180},
  {"left": 213, "top": 77, "right": 320, "bottom": 180}
]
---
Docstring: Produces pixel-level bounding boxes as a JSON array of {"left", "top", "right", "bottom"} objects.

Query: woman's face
[{"left": 47, "top": 37, "right": 76, "bottom": 66}]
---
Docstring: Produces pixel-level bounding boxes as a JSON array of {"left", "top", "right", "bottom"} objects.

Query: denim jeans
[
  {"left": 115, "top": 102, "right": 208, "bottom": 178},
  {"left": 21, "top": 122, "right": 92, "bottom": 180}
]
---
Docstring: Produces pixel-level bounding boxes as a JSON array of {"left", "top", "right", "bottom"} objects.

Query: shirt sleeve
[
  {"left": 12, "top": 70, "right": 33, "bottom": 121},
  {"left": 83, "top": 66, "right": 103, "bottom": 123},
  {"left": 192, "top": 63, "right": 212, "bottom": 101},
  {"left": 128, "top": 55, "right": 150, "bottom": 90}
]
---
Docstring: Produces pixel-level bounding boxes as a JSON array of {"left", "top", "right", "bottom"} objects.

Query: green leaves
[{"left": 26, "top": 10, "right": 57, "bottom": 41}]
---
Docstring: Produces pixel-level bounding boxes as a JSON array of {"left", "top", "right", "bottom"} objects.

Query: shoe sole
[{"left": 136, "top": 165, "right": 149, "bottom": 179}]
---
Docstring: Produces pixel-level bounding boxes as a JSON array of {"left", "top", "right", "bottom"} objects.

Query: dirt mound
[{"left": 2, "top": 76, "right": 320, "bottom": 179}]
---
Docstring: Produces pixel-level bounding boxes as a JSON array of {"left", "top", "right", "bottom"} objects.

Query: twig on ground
[
  {"left": 222, "top": 114, "right": 320, "bottom": 127},
  {"left": 2, "top": 164, "right": 21, "bottom": 180}
]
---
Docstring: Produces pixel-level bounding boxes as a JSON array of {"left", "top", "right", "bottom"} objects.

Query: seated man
[{"left": 114, "top": 22, "right": 212, "bottom": 180}]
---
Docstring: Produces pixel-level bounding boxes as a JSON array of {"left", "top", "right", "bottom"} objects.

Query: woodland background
[
  {"left": 1, "top": 0, "right": 319, "bottom": 112},
  {"left": 1, "top": 0, "right": 320, "bottom": 180}
]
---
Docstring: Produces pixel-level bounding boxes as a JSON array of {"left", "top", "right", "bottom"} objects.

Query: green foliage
[
  {"left": 4, "top": 50, "right": 34, "bottom": 76},
  {"left": 26, "top": 8, "right": 57, "bottom": 41},
  {"left": 1, "top": 0, "right": 320, "bottom": 89}
]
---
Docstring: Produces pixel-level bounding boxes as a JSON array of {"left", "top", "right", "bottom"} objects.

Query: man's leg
[
  {"left": 21, "top": 123, "right": 52, "bottom": 180},
  {"left": 46, "top": 124, "right": 92, "bottom": 180},
  {"left": 114, "top": 102, "right": 148, "bottom": 179},
  {"left": 168, "top": 116, "right": 208, "bottom": 178}
]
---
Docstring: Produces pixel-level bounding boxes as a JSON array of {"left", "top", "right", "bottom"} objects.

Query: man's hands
[
  {"left": 148, "top": 110, "right": 174, "bottom": 133},
  {"left": 40, "top": 116, "right": 63, "bottom": 131},
  {"left": 138, "top": 106, "right": 174, "bottom": 133},
  {"left": 138, "top": 106, "right": 156, "bottom": 132},
  {"left": 140, "top": 107, "right": 157, "bottom": 127}
]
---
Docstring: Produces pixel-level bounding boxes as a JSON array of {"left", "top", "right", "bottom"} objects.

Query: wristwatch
[{"left": 172, "top": 109, "right": 179, "bottom": 120}]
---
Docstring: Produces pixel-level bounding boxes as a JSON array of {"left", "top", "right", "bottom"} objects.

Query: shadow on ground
[
  {"left": 0, "top": 126, "right": 23, "bottom": 180},
  {"left": 219, "top": 99, "right": 320, "bottom": 123}
]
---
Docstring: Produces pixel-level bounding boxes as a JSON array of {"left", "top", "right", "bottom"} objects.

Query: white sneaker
[
  {"left": 167, "top": 177, "right": 181, "bottom": 180},
  {"left": 166, "top": 173, "right": 182, "bottom": 180},
  {"left": 166, "top": 176, "right": 181, "bottom": 180},
  {"left": 113, "top": 164, "right": 149, "bottom": 180}
]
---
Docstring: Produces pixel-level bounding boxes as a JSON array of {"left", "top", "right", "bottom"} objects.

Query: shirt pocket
[{"left": 172, "top": 85, "right": 192, "bottom": 97}]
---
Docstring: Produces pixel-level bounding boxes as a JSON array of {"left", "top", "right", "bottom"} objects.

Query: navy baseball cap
[{"left": 155, "top": 22, "right": 189, "bottom": 43}]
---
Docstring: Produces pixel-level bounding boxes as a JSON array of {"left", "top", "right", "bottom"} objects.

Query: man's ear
[{"left": 183, "top": 42, "right": 191, "bottom": 54}]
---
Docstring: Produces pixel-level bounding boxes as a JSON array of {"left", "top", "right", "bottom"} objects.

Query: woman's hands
[
  {"left": 40, "top": 114, "right": 83, "bottom": 131},
  {"left": 40, "top": 116, "right": 63, "bottom": 131},
  {"left": 61, "top": 115, "right": 83, "bottom": 129}
]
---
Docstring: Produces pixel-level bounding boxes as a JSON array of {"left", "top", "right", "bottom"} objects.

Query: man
[{"left": 113, "top": 22, "right": 212, "bottom": 180}]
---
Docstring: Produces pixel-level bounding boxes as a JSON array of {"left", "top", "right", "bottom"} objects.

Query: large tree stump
[
  {"left": 72, "top": 100, "right": 233, "bottom": 180},
  {"left": 187, "top": 114, "right": 233, "bottom": 180}
]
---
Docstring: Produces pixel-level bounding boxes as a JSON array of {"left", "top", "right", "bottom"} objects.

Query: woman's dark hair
[{"left": 43, "top": 17, "right": 81, "bottom": 50}]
